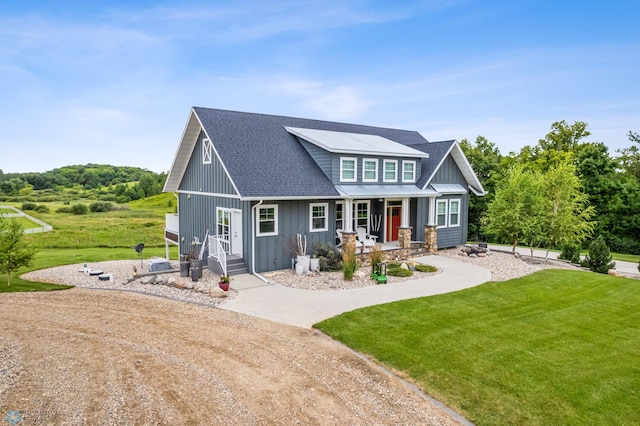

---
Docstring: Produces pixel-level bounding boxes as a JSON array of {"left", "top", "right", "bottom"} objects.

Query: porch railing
[{"left": 208, "top": 235, "right": 227, "bottom": 277}]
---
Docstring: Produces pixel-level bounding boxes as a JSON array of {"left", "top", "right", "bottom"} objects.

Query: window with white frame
[
  {"left": 310, "top": 202, "right": 328, "bottom": 232},
  {"left": 353, "top": 201, "right": 370, "bottom": 231},
  {"left": 335, "top": 202, "right": 344, "bottom": 230},
  {"left": 363, "top": 159, "right": 378, "bottom": 182},
  {"left": 383, "top": 160, "right": 397, "bottom": 182},
  {"left": 202, "top": 137, "right": 213, "bottom": 164},
  {"left": 449, "top": 199, "right": 460, "bottom": 227},
  {"left": 257, "top": 205, "right": 278, "bottom": 236},
  {"left": 402, "top": 160, "right": 416, "bottom": 182},
  {"left": 340, "top": 157, "right": 357, "bottom": 182},
  {"left": 436, "top": 200, "right": 448, "bottom": 228}
]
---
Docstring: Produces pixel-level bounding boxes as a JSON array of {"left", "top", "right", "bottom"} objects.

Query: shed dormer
[{"left": 285, "top": 126, "right": 429, "bottom": 186}]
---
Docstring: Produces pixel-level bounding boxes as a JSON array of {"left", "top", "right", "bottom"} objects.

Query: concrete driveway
[{"left": 220, "top": 255, "right": 492, "bottom": 328}]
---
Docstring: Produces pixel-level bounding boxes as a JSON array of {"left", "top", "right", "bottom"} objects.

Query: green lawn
[{"left": 315, "top": 270, "right": 640, "bottom": 425}]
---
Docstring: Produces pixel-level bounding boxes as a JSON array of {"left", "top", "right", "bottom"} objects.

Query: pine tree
[{"left": 583, "top": 235, "right": 616, "bottom": 274}]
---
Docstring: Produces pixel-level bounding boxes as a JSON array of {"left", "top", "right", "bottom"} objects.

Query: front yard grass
[{"left": 315, "top": 269, "right": 640, "bottom": 425}]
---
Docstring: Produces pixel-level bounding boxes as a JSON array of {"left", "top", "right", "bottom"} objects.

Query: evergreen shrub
[{"left": 583, "top": 235, "right": 616, "bottom": 274}]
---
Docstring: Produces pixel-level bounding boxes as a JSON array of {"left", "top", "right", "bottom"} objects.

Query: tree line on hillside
[
  {"left": 0, "top": 164, "right": 167, "bottom": 204},
  {"left": 462, "top": 121, "right": 640, "bottom": 255}
]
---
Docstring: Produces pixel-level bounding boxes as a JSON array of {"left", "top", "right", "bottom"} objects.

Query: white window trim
[
  {"left": 449, "top": 199, "right": 461, "bottom": 228},
  {"left": 383, "top": 159, "right": 397, "bottom": 182},
  {"left": 362, "top": 158, "right": 378, "bottom": 182},
  {"left": 256, "top": 204, "right": 278, "bottom": 237},
  {"left": 402, "top": 160, "right": 416, "bottom": 183},
  {"left": 352, "top": 200, "right": 370, "bottom": 232},
  {"left": 309, "top": 202, "right": 329, "bottom": 232},
  {"left": 436, "top": 199, "right": 448, "bottom": 229},
  {"left": 202, "top": 137, "right": 212, "bottom": 165},
  {"left": 340, "top": 157, "right": 357, "bottom": 182}
]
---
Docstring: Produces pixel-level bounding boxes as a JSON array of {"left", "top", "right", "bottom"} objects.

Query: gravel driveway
[{"left": 0, "top": 289, "right": 460, "bottom": 425}]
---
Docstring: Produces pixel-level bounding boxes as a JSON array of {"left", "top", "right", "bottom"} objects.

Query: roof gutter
[{"left": 251, "top": 200, "right": 270, "bottom": 284}]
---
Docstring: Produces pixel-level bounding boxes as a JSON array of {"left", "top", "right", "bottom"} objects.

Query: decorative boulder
[
  {"left": 400, "top": 263, "right": 409, "bottom": 269},
  {"left": 184, "top": 282, "right": 194, "bottom": 290},
  {"left": 210, "top": 288, "right": 228, "bottom": 298},
  {"left": 140, "top": 275, "right": 156, "bottom": 284},
  {"left": 195, "top": 284, "right": 209, "bottom": 294},
  {"left": 607, "top": 269, "right": 618, "bottom": 276}
]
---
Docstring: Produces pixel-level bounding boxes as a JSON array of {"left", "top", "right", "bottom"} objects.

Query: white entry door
[
  {"left": 231, "top": 209, "right": 243, "bottom": 256},
  {"left": 217, "top": 208, "right": 243, "bottom": 256}
]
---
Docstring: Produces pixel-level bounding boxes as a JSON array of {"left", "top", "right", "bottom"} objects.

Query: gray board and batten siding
[
  {"left": 178, "top": 131, "right": 238, "bottom": 196},
  {"left": 430, "top": 154, "right": 470, "bottom": 248}
]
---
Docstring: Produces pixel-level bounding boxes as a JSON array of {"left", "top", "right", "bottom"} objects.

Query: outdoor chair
[{"left": 356, "top": 227, "right": 377, "bottom": 249}]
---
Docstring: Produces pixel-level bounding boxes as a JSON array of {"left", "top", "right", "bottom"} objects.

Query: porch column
[
  {"left": 341, "top": 231, "right": 358, "bottom": 258},
  {"left": 401, "top": 197, "right": 410, "bottom": 227},
  {"left": 397, "top": 227, "right": 412, "bottom": 249},
  {"left": 343, "top": 198, "right": 354, "bottom": 232},
  {"left": 424, "top": 225, "right": 438, "bottom": 254},
  {"left": 428, "top": 196, "right": 436, "bottom": 226}
]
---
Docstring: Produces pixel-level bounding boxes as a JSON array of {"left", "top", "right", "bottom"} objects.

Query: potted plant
[
  {"left": 294, "top": 233, "right": 310, "bottom": 275},
  {"left": 218, "top": 274, "right": 230, "bottom": 291}
]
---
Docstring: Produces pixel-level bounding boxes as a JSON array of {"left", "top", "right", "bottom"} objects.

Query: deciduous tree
[
  {"left": 0, "top": 218, "right": 38, "bottom": 287},
  {"left": 483, "top": 165, "right": 544, "bottom": 252}
]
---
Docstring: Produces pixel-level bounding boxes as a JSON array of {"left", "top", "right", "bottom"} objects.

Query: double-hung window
[
  {"left": 340, "top": 157, "right": 357, "bottom": 182},
  {"left": 257, "top": 205, "right": 278, "bottom": 236},
  {"left": 202, "top": 137, "right": 213, "bottom": 164},
  {"left": 449, "top": 199, "right": 460, "bottom": 227},
  {"left": 436, "top": 199, "right": 461, "bottom": 228},
  {"left": 353, "top": 201, "right": 369, "bottom": 231},
  {"left": 383, "top": 160, "right": 397, "bottom": 182},
  {"left": 310, "top": 202, "right": 328, "bottom": 232},
  {"left": 402, "top": 160, "right": 416, "bottom": 182},
  {"left": 436, "top": 200, "right": 448, "bottom": 228},
  {"left": 363, "top": 159, "right": 378, "bottom": 182}
]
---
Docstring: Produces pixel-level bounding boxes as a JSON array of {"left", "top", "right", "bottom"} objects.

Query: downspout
[{"left": 251, "top": 200, "right": 270, "bottom": 283}]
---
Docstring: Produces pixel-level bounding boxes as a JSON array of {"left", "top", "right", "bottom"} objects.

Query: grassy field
[
  {"left": 315, "top": 269, "right": 640, "bottom": 425},
  {"left": 0, "top": 193, "right": 178, "bottom": 291},
  {"left": 3, "top": 193, "right": 177, "bottom": 249}
]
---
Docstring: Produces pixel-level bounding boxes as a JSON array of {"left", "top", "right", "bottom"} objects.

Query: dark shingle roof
[
  {"left": 193, "top": 107, "right": 431, "bottom": 198},
  {"left": 409, "top": 140, "right": 455, "bottom": 188}
]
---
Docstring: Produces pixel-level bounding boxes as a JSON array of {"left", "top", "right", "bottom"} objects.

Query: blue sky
[{"left": 1, "top": 0, "right": 638, "bottom": 173}]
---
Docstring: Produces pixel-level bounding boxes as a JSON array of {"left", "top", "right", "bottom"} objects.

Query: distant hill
[{"left": 0, "top": 164, "right": 167, "bottom": 203}]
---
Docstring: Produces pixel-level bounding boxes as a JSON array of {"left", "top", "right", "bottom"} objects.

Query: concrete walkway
[
  {"left": 488, "top": 245, "right": 639, "bottom": 274},
  {"left": 220, "top": 255, "right": 492, "bottom": 329}
]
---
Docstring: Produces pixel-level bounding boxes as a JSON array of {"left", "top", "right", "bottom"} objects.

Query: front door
[
  {"left": 217, "top": 209, "right": 231, "bottom": 253},
  {"left": 217, "top": 208, "right": 243, "bottom": 256},
  {"left": 230, "top": 210, "right": 243, "bottom": 256},
  {"left": 387, "top": 206, "right": 401, "bottom": 241}
]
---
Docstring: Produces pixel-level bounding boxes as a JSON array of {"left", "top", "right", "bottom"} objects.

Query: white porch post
[
  {"left": 428, "top": 196, "right": 436, "bottom": 226},
  {"left": 343, "top": 198, "right": 354, "bottom": 232},
  {"left": 401, "top": 197, "right": 410, "bottom": 227}
]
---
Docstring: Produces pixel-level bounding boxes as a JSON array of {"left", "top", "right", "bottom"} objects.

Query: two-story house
[{"left": 163, "top": 107, "right": 485, "bottom": 277}]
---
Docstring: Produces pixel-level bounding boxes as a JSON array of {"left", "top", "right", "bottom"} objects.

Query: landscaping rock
[
  {"left": 184, "top": 282, "right": 194, "bottom": 290},
  {"left": 210, "top": 288, "right": 228, "bottom": 298},
  {"left": 608, "top": 269, "right": 618, "bottom": 276},
  {"left": 140, "top": 275, "right": 157, "bottom": 284},
  {"left": 400, "top": 263, "right": 409, "bottom": 269}
]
